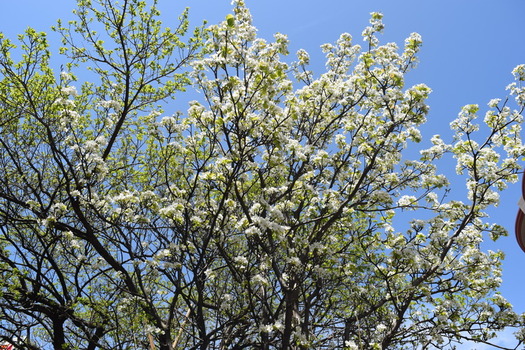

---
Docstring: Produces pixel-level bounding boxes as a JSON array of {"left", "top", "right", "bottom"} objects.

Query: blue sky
[{"left": 1, "top": 0, "right": 525, "bottom": 346}]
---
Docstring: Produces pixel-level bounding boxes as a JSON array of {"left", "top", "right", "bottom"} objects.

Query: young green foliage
[{"left": 0, "top": 1, "right": 203, "bottom": 349}]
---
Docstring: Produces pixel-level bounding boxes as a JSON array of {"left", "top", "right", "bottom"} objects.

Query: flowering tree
[
  {"left": 0, "top": 0, "right": 204, "bottom": 349},
  {"left": 1, "top": 0, "right": 525, "bottom": 349}
]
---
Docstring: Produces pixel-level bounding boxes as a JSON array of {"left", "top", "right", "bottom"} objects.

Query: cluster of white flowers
[
  {"left": 69, "top": 134, "right": 106, "bottom": 173},
  {"left": 154, "top": 249, "right": 171, "bottom": 260},
  {"left": 98, "top": 99, "right": 121, "bottom": 110},
  {"left": 251, "top": 273, "right": 269, "bottom": 286},
  {"left": 397, "top": 195, "right": 417, "bottom": 207},
  {"left": 50, "top": 202, "right": 67, "bottom": 217},
  {"left": 252, "top": 215, "right": 289, "bottom": 235},
  {"left": 61, "top": 85, "right": 78, "bottom": 97},
  {"left": 159, "top": 203, "right": 184, "bottom": 223},
  {"left": 60, "top": 71, "right": 73, "bottom": 81},
  {"left": 53, "top": 91, "right": 80, "bottom": 131},
  {"left": 259, "top": 320, "right": 284, "bottom": 334},
  {"left": 420, "top": 135, "right": 450, "bottom": 160},
  {"left": 144, "top": 324, "right": 164, "bottom": 335},
  {"left": 362, "top": 12, "right": 384, "bottom": 47},
  {"left": 296, "top": 48, "right": 310, "bottom": 66},
  {"left": 450, "top": 104, "right": 480, "bottom": 136},
  {"left": 233, "top": 255, "right": 248, "bottom": 267},
  {"left": 344, "top": 340, "right": 359, "bottom": 350},
  {"left": 508, "top": 66, "right": 525, "bottom": 106},
  {"left": 112, "top": 190, "right": 140, "bottom": 205}
]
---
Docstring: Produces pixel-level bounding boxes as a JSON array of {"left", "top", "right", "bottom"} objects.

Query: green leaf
[{"left": 226, "top": 14, "right": 235, "bottom": 27}]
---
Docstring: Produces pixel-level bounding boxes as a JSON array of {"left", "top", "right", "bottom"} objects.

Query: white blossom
[
  {"left": 397, "top": 195, "right": 417, "bottom": 207},
  {"left": 61, "top": 85, "right": 78, "bottom": 96}
]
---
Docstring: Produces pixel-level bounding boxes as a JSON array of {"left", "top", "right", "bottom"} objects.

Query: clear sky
[{"left": 1, "top": 0, "right": 524, "bottom": 347}]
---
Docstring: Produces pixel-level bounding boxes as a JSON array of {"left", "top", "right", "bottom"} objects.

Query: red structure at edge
[{"left": 515, "top": 171, "right": 525, "bottom": 253}]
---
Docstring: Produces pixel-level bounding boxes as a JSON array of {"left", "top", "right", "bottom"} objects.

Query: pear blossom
[{"left": 61, "top": 85, "right": 78, "bottom": 96}]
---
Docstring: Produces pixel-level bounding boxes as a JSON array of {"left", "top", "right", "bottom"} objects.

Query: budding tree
[
  {"left": 1, "top": 0, "right": 525, "bottom": 349},
  {"left": 0, "top": 0, "right": 204, "bottom": 349}
]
